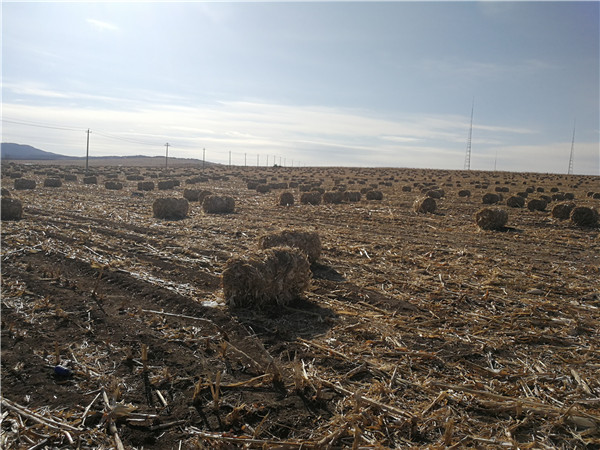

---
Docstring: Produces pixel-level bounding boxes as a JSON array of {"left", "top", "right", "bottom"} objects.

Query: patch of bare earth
[{"left": 2, "top": 163, "right": 599, "bottom": 448}]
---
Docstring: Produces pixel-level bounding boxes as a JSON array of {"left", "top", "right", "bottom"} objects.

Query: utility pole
[
  {"left": 464, "top": 97, "right": 474, "bottom": 170},
  {"left": 164, "top": 143, "right": 170, "bottom": 169},
  {"left": 85, "top": 129, "right": 91, "bottom": 173},
  {"left": 202, "top": 148, "right": 206, "bottom": 170},
  {"left": 244, "top": 153, "right": 247, "bottom": 167},
  {"left": 257, "top": 154, "right": 259, "bottom": 167},
  {"left": 568, "top": 120, "right": 576, "bottom": 175},
  {"left": 228, "top": 151, "right": 231, "bottom": 168},
  {"left": 266, "top": 155, "right": 269, "bottom": 166}
]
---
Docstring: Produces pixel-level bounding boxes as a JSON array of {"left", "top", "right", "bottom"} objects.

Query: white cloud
[
  {"left": 86, "top": 18, "right": 119, "bottom": 32},
  {"left": 1, "top": 97, "right": 597, "bottom": 174}
]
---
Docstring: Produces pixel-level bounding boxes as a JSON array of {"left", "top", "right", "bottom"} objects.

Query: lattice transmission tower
[
  {"left": 567, "top": 120, "right": 576, "bottom": 175},
  {"left": 464, "top": 98, "right": 474, "bottom": 170}
]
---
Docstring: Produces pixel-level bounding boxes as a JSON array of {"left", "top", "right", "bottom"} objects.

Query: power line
[{"left": 2, "top": 118, "right": 85, "bottom": 132}]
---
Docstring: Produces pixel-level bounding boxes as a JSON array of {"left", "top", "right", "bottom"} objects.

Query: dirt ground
[{"left": 1, "top": 162, "right": 599, "bottom": 449}]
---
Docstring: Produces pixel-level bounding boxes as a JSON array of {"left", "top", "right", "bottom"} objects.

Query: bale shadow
[{"left": 311, "top": 262, "right": 345, "bottom": 282}]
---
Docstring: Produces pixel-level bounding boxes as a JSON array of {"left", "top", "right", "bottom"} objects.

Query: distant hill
[
  {"left": 1, "top": 143, "right": 212, "bottom": 166},
  {"left": 1, "top": 143, "right": 74, "bottom": 160}
]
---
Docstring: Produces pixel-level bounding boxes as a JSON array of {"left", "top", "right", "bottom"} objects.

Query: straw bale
[
  {"left": 475, "top": 207, "right": 508, "bottom": 230},
  {"left": 222, "top": 246, "right": 311, "bottom": 308},
  {"left": 202, "top": 195, "right": 235, "bottom": 214},
  {"left": 2, "top": 188, "right": 11, "bottom": 197},
  {"left": 158, "top": 180, "right": 176, "bottom": 190},
  {"left": 551, "top": 202, "right": 576, "bottom": 220},
  {"left": 343, "top": 191, "right": 361, "bottom": 202},
  {"left": 458, "top": 189, "right": 471, "bottom": 197},
  {"left": 183, "top": 189, "right": 211, "bottom": 202},
  {"left": 300, "top": 191, "right": 322, "bottom": 205},
  {"left": 564, "top": 192, "right": 575, "bottom": 200},
  {"left": 83, "top": 176, "right": 97, "bottom": 185},
  {"left": 570, "top": 206, "right": 598, "bottom": 227},
  {"left": 402, "top": 185, "right": 412, "bottom": 192},
  {"left": 152, "top": 197, "right": 189, "bottom": 220},
  {"left": 482, "top": 193, "right": 501, "bottom": 204},
  {"left": 137, "top": 181, "right": 155, "bottom": 191},
  {"left": 366, "top": 190, "right": 383, "bottom": 200},
  {"left": 413, "top": 196, "right": 436, "bottom": 214},
  {"left": 426, "top": 189, "right": 444, "bottom": 199},
  {"left": 126, "top": 175, "right": 144, "bottom": 181},
  {"left": 1, "top": 197, "right": 22, "bottom": 221},
  {"left": 278, "top": 192, "right": 295, "bottom": 206},
  {"left": 258, "top": 229, "right": 321, "bottom": 263},
  {"left": 594, "top": 193, "right": 600, "bottom": 199},
  {"left": 64, "top": 174, "right": 77, "bottom": 182},
  {"left": 323, "top": 191, "right": 344, "bottom": 204},
  {"left": 256, "top": 184, "right": 271, "bottom": 193},
  {"left": 105, "top": 181, "right": 123, "bottom": 190},
  {"left": 527, "top": 198, "right": 547, "bottom": 211},
  {"left": 506, "top": 196, "right": 525, "bottom": 208},
  {"left": 14, "top": 179, "right": 36, "bottom": 190}
]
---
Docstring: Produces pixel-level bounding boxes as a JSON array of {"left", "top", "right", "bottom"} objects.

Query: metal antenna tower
[
  {"left": 464, "top": 98, "right": 474, "bottom": 170},
  {"left": 567, "top": 120, "right": 576, "bottom": 175}
]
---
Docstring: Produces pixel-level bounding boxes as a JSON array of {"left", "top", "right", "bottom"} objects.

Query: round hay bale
[
  {"left": 158, "top": 180, "right": 176, "bottom": 190},
  {"left": 258, "top": 229, "right": 321, "bottom": 263},
  {"left": 564, "top": 192, "right": 575, "bottom": 200},
  {"left": 551, "top": 202, "right": 576, "bottom": 220},
  {"left": 300, "top": 191, "right": 322, "bottom": 205},
  {"left": 152, "top": 197, "right": 189, "bottom": 220},
  {"left": 323, "top": 191, "right": 344, "bottom": 204},
  {"left": 458, "top": 189, "right": 471, "bottom": 197},
  {"left": 527, "top": 199, "right": 547, "bottom": 211},
  {"left": 1, "top": 188, "right": 11, "bottom": 197},
  {"left": 402, "top": 185, "right": 412, "bottom": 192},
  {"left": 366, "top": 190, "right": 383, "bottom": 200},
  {"left": 482, "top": 192, "right": 501, "bottom": 204},
  {"left": 552, "top": 193, "right": 566, "bottom": 202},
  {"left": 475, "top": 208, "right": 508, "bottom": 231},
  {"left": 413, "top": 196, "right": 436, "bottom": 214},
  {"left": 137, "top": 181, "right": 155, "bottom": 191},
  {"left": 506, "top": 196, "right": 525, "bottom": 208},
  {"left": 343, "top": 191, "right": 361, "bottom": 202},
  {"left": 570, "top": 206, "right": 599, "bottom": 227},
  {"left": 183, "top": 189, "right": 211, "bottom": 202},
  {"left": 426, "top": 189, "right": 444, "bottom": 199},
  {"left": 83, "top": 176, "right": 97, "bottom": 185},
  {"left": 1, "top": 197, "right": 23, "bottom": 221},
  {"left": 594, "top": 193, "right": 600, "bottom": 200},
  {"left": 105, "top": 181, "right": 123, "bottom": 190},
  {"left": 14, "top": 179, "right": 36, "bottom": 190},
  {"left": 202, "top": 195, "right": 235, "bottom": 214},
  {"left": 256, "top": 184, "right": 271, "bottom": 194},
  {"left": 222, "top": 246, "right": 311, "bottom": 308},
  {"left": 278, "top": 192, "right": 295, "bottom": 206}
]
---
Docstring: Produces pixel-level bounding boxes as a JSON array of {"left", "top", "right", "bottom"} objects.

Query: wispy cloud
[{"left": 86, "top": 19, "right": 118, "bottom": 32}]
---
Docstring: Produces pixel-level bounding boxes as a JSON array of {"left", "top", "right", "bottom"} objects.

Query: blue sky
[{"left": 2, "top": 1, "right": 599, "bottom": 174}]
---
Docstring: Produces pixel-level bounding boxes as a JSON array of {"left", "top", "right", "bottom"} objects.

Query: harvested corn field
[{"left": 1, "top": 162, "right": 600, "bottom": 449}]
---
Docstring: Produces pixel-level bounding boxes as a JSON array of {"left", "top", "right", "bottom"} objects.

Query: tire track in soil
[{"left": 1, "top": 250, "right": 338, "bottom": 447}]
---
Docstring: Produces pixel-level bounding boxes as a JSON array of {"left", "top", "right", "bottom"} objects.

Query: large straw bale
[
  {"left": 551, "top": 202, "right": 576, "bottom": 220},
  {"left": 64, "top": 174, "right": 77, "bottom": 182},
  {"left": 258, "top": 229, "right": 321, "bottom": 263},
  {"left": 570, "top": 206, "right": 598, "bottom": 227},
  {"left": 475, "top": 207, "right": 508, "bottom": 230},
  {"left": 158, "top": 180, "right": 176, "bottom": 190},
  {"left": 366, "top": 190, "right": 384, "bottom": 200},
  {"left": 222, "top": 246, "right": 311, "bottom": 308},
  {"left": 343, "top": 191, "right": 361, "bottom": 202},
  {"left": 413, "top": 196, "right": 436, "bottom": 214},
  {"left": 482, "top": 193, "right": 502, "bottom": 204},
  {"left": 506, "top": 196, "right": 525, "bottom": 208},
  {"left": 1, "top": 197, "right": 23, "bottom": 221},
  {"left": 300, "top": 191, "right": 322, "bottom": 205},
  {"left": 83, "top": 176, "right": 97, "bottom": 185},
  {"left": 527, "top": 198, "right": 547, "bottom": 211},
  {"left": 153, "top": 197, "right": 189, "bottom": 220},
  {"left": 202, "top": 195, "right": 235, "bottom": 214},
  {"left": 14, "top": 179, "right": 36, "bottom": 190},
  {"left": 183, "top": 189, "right": 211, "bottom": 202},
  {"left": 44, "top": 178, "right": 62, "bottom": 188},
  {"left": 105, "top": 181, "right": 123, "bottom": 190},
  {"left": 323, "top": 191, "right": 344, "bottom": 204},
  {"left": 458, "top": 189, "right": 471, "bottom": 197},
  {"left": 137, "top": 181, "right": 155, "bottom": 191},
  {"left": 278, "top": 192, "right": 295, "bottom": 206},
  {"left": 1, "top": 188, "right": 11, "bottom": 197}
]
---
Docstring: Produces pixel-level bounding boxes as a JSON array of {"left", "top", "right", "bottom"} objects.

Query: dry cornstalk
[
  {"left": 187, "top": 426, "right": 316, "bottom": 448},
  {"left": 1, "top": 397, "right": 82, "bottom": 433}
]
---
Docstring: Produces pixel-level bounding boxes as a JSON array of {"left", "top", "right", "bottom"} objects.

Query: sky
[{"left": 1, "top": 1, "right": 599, "bottom": 174}]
